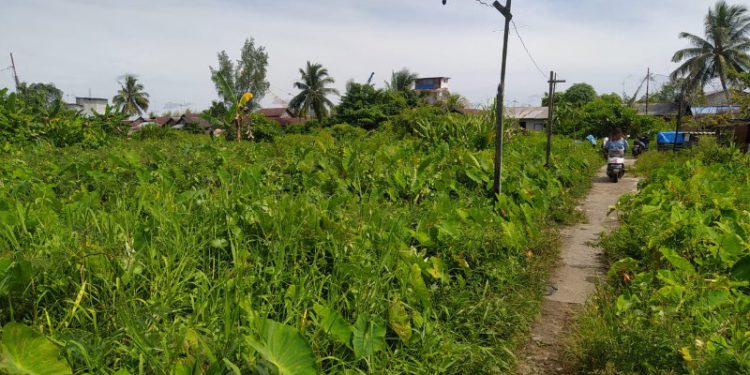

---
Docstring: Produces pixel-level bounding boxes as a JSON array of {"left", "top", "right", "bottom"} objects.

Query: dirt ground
[{"left": 516, "top": 161, "right": 639, "bottom": 375}]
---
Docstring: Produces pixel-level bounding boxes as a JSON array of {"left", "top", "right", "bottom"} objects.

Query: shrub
[{"left": 570, "top": 146, "right": 750, "bottom": 374}]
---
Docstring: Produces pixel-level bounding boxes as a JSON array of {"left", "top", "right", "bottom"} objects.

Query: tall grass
[
  {"left": 569, "top": 143, "right": 750, "bottom": 374},
  {"left": 0, "top": 122, "right": 599, "bottom": 373}
]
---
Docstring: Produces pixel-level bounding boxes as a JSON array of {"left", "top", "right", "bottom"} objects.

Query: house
[
  {"left": 635, "top": 103, "right": 688, "bottom": 120},
  {"left": 716, "top": 120, "right": 750, "bottom": 153},
  {"left": 259, "top": 107, "right": 305, "bottom": 127},
  {"left": 703, "top": 90, "right": 748, "bottom": 106},
  {"left": 506, "top": 107, "right": 548, "bottom": 131},
  {"left": 122, "top": 116, "right": 147, "bottom": 128},
  {"left": 152, "top": 116, "right": 176, "bottom": 127},
  {"left": 413, "top": 77, "right": 450, "bottom": 105},
  {"left": 691, "top": 106, "right": 741, "bottom": 118},
  {"left": 175, "top": 113, "right": 212, "bottom": 133},
  {"left": 67, "top": 97, "right": 108, "bottom": 116}
]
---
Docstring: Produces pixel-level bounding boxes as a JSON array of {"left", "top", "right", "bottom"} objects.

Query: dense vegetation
[
  {"left": 0, "top": 88, "right": 601, "bottom": 373},
  {"left": 570, "top": 145, "right": 750, "bottom": 374}
]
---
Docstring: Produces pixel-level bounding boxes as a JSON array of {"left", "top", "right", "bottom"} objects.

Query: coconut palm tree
[
  {"left": 671, "top": 1, "right": 750, "bottom": 93},
  {"left": 113, "top": 75, "right": 150, "bottom": 116},
  {"left": 289, "top": 62, "right": 339, "bottom": 119},
  {"left": 386, "top": 69, "right": 419, "bottom": 92}
]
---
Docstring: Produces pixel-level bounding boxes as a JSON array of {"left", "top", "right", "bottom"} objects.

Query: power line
[
  {"left": 511, "top": 20, "right": 547, "bottom": 80},
  {"left": 463, "top": 0, "right": 548, "bottom": 80},
  {"left": 472, "top": 0, "right": 493, "bottom": 7}
]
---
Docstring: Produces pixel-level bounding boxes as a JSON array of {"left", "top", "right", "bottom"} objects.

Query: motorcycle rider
[
  {"left": 605, "top": 128, "right": 628, "bottom": 152},
  {"left": 632, "top": 134, "right": 648, "bottom": 156}
]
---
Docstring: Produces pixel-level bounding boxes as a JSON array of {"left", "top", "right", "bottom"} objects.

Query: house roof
[
  {"left": 259, "top": 108, "right": 291, "bottom": 118},
  {"left": 691, "top": 106, "right": 741, "bottom": 117},
  {"left": 177, "top": 113, "right": 211, "bottom": 128},
  {"left": 635, "top": 103, "right": 683, "bottom": 116},
  {"left": 506, "top": 106, "right": 548, "bottom": 120},
  {"left": 152, "top": 116, "right": 175, "bottom": 126},
  {"left": 415, "top": 77, "right": 450, "bottom": 81},
  {"left": 278, "top": 117, "right": 305, "bottom": 127},
  {"left": 703, "top": 90, "right": 748, "bottom": 106}
]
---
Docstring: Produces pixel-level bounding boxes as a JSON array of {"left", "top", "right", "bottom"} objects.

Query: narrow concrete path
[{"left": 516, "top": 161, "right": 639, "bottom": 374}]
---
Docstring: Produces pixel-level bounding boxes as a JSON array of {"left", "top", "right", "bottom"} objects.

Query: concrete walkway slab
[{"left": 516, "top": 161, "right": 639, "bottom": 374}]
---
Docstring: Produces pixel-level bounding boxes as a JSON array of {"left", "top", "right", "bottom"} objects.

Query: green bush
[
  {"left": 327, "top": 123, "right": 367, "bottom": 140},
  {"left": 570, "top": 145, "right": 750, "bottom": 374},
  {"left": 0, "top": 88, "right": 123, "bottom": 148},
  {"left": 130, "top": 124, "right": 177, "bottom": 140},
  {"left": 0, "top": 123, "right": 599, "bottom": 373},
  {"left": 250, "top": 112, "right": 283, "bottom": 142}
]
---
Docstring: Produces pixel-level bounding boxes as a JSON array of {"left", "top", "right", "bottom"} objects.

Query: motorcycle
[
  {"left": 632, "top": 137, "right": 649, "bottom": 157},
  {"left": 606, "top": 148, "right": 626, "bottom": 183}
]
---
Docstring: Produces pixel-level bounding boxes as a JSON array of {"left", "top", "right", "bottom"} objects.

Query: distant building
[
  {"left": 703, "top": 90, "right": 747, "bottom": 106},
  {"left": 68, "top": 97, "right": 108, "bottom": 116},
  {"left": 506, "top": 106, "right": 548, "bottom": 131},
  {"left": 174, "top": 113, "right": 212, "bottom": 133},
  {"left": 691, "top": 106, "right": 741, "bottom": 118},
  {"left": 635, "top": 103, "right": 688, "bottom": 120},
  {"left": 413, "top": 77, "right": 450, "bottom": 105},
  {"left": 259, "top": 107, "right": 305, "bottom": 127}
]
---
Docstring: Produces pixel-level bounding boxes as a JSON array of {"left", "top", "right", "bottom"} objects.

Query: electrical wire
[
  {"left": 466, "top": 0, "right": 550, "bottom": 80},
  {"left": 511, "top": 20, "right": 548, "bottom": 80},
  {"left": 472, "top": 0, "right": 493, "bottom": 7}
]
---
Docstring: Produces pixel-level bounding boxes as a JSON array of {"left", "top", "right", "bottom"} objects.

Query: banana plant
[{"left": 204, "top": 72, "right": 254, "bottom": 141}]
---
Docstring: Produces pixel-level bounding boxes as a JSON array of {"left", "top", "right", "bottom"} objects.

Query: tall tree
[
  {"left": 113, "top": 75, "right": 149, "bottom": 116},
  {"left": 542, "top": 83, "right": 596, "bottom": 107},
  {"left": 210, "top": 38, "right": 269, "bottom": 110},
  {"left": 17, "top": 82, "right": 63, "bottom": 112},
  {"left": 671, "top": 1, "right": 750, "bottom": 92},
  {"left": 289, "top": 62, "right": 339, "bottom": 119},
  {"left": 386, "top": 69, "right": 419, "bottom": 92}
]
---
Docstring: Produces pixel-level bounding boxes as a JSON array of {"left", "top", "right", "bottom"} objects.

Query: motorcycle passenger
[{"left": 605, "top": 128, "right": 628, "bottom": 152}]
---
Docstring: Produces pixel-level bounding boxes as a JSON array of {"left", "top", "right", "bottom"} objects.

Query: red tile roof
[{"left": 259, "top": 108, "right": 291, "bottom": 118}]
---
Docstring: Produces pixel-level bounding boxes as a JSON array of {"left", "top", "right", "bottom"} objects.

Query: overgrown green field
[
  {"left": 0, "top": 121, "right": 599, "bottom": 373},
  {"left": 570, "top": 145, "right": 750, "bottom": 374}
]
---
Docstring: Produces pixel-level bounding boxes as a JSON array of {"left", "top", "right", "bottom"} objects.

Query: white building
[
  {"left": 66, "top": 97, "right": 108, "bottom": 116},
  {"left": 506, "top": 107, "right": 549, "bottom": 132},
  {"left": 413, "top": 77, "right": 450, "bottom": 105}
]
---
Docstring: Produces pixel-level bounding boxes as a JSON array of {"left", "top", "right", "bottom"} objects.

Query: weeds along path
[{"left": 516, "top": 160, "right": 639, "bottom": 375}]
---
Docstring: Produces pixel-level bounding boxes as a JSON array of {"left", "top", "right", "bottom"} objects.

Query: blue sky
[{"left": 0, "top": 0, "right": 724, "bottom": 113}]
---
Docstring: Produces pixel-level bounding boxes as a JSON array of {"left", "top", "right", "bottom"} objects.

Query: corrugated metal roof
[
  {"left": 691, "top": 106, "right": 740, "bottom": 116},
  {"left": 635, "top": 103, "right": 681, "bottom": 116},
  {"left": 506, "top": 106, "right": 548, "bottom": 120}
]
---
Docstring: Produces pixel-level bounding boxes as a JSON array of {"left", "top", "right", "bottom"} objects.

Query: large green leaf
[
  {"left": 313, "top": 304, "right": 352, "bottom": 348},
  {"left": 731, "top": 255, "right": 750, "bottom": 282},
  {"left": 351, "top": 315, "right": 386, "bottom": 361},
  {"left": 0, "top": 256, "right": 32, "bottom": 296},
  {"left": 246, "top": 318, "right": 318, "bottom": 375},
  {"left": 659, "top": 248, "right": 695, "bottom": 274},
  {"left": 0, "top": 322, "right": 72, "bottom": 375},
  {"left": 388, "top": 299, "right": 412, "bottom": 342}
]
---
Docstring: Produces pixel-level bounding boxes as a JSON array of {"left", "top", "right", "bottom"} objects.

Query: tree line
[{"left": 12, "top": 0, "right": 749, "bottom": 140}]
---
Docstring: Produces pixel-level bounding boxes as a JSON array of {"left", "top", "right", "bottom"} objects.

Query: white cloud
[{"left": 0, "top": 0, "right": 723, "bottom": 112}]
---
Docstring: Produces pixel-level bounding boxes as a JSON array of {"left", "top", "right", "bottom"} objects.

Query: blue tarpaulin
[{"left": 657, "top": 131, "right": 685, "bottom": 144}]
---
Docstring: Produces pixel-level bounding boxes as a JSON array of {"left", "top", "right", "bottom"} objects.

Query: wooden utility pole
[
  {"left": 9, "top": 53, "right": 20, "bottom": 90},
  {"left": 673, "top": 91, "right": 684, "bottom": 153},
  {"left": 546, "top": 71, "right": 565, "bottom": 168},
  {"left": 492, "top": 0, "right": 512, "bottom": 198},
  {"left": 645, "top": 68, "right": 650, "bottom": 116},
  {"left": 441, "top": 0, "right": 513, "bottom": 198}
]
